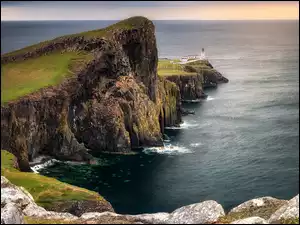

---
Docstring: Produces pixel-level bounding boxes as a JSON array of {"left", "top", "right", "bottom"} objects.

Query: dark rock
[{"left": 165, "top": 74, "right": 207, "bottom": 101}]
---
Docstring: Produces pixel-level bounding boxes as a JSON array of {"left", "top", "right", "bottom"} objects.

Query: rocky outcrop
[
  {"left": 1, "top": 17, "right": 181, "bottom": 171},
  {"left": 163, "top": 60, "right": 228, "bottom": 102},
  {"left": 165, "top": 74, "right": 207, "bottom": 101},
  {"left": 268, "top": 195, "right": 299, "bottom": 224},
  {"left": 195, "top": 60, "right": 229, "bottom": 88},
  {"left": 229, "top": 196, "right": 287, "bottom": 216},
  {"left": 1, "top": 203, "right": 25, "bottom": 224},
  {"left": 230, "top": 216, "right": 268, "bottom": 224},
  {"left": 166, "top": 200, "right": 225, "bottom": 224},
  {"left": 1, "top": 176, "right": 298, "bottom": 224},
  {"left": 202, "top": 68, "right": 229, "bottom": 88}
]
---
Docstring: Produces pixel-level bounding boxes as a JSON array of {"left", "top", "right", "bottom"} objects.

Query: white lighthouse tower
[{"left": 200, "top": 48, "right": 206, "bottom": 60}]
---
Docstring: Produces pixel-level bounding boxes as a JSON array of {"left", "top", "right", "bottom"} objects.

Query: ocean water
[{"left": 1, "top": 20, "right": 299, "bottom": 214}]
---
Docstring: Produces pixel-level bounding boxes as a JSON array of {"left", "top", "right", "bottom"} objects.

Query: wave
[
  {"left": 143, "top": 143, "right": 193, "bottom": 155},
  {"left": 164, "top": 126, "right": 182, "bottom": 130},
  {"left": 190, "top": 142, "right": 202, "bottom": 147},
  {"left": 182, "top": 99, "right": 202, "bottom": 103},
  {"left": 30, "top": 159, "right": 60, "bottom": 173},
  {"left": 206, "top": 96, "right": 215, "bottom": 101},
  {"left": 165, "top": 121, "right": 200, "bottom": 130},
  {"left": 180, "top": 121, "right": 200, "bottom": 129}
]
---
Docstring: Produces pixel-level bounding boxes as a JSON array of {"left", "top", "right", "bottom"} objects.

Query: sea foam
[
  {"left": 143, "top": 143, "right": 192, "bottom": 155},
  {"left": 30, "top": 159, "right": 59, "bottom": 173},
  {"left": 206, "top": 96, "right": 215, "bottom": 101}
]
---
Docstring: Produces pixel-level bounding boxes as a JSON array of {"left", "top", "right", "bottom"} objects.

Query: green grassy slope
[
  {"left": 157, "top": 59, "right": 197, "bottom": 76},
  {"left": 1, "top": 150, "right": 106, "bottom": 209},
  {"left": 1, "top": 52, "right": 92, "bottom": 104},
  {"left": 1, "top": 16, "right": 150, "bottom": 105}
]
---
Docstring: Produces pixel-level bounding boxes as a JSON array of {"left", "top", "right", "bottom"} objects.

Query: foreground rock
[
  {"left": 228, "top": 196, "right": 287, "bottom": 220},
  {"left": 1, "top": 203, "right": 25, "bottom": 224},
  {"left": 230, "top": 216, "right": 268, "bottom": 224},
  {"left": 2, "top": 175, "right": 299, "bottom": 224},
  {"left": 268, "top": 195, "right": 299, "bottom": 224},
  {"left": 166, "top": 200, "right": 225, "bottom": 224}
]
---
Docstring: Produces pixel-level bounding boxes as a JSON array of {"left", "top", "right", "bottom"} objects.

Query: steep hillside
[{"left": 1, "top": 16, "right": 182, "bottom": 171}]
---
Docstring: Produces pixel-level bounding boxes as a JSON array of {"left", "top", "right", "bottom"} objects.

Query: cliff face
[
  {"left": 199, "top": 60, "right": 229, "bottom": 88},
  {"left": 162, "top": 60, "right": 228, "bottom": 101},
  {"left": 1, "top": 17, "right": 181, "bottom": 171},
  {"left": 165, "top": 74, "right": 207, "bottom": 100}
]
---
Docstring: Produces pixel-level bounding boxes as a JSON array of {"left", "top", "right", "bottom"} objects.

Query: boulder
[
  {"left": 1, "top": 203, "right": 25, "bottom": 224},
  {"left": 230, "top": 216, "right": 268, "bottom": 224},
  {"left": 268, "top": 194, "right": 299, "bottom": 224},
  {"left": 166, "top": 200, "right": 225, "bottom": 224},
  {"left": 129, "top": 212, "right": 170, "bottom": 224},
  {"left": 229, "top": 197, "right": 286, "bottom": 214},
  {"left": 23, "top": 203, "right": 78, "bottom": 220},
  {"left": 80, "top": 212, "right": 119, "bottom": 220},
  {"left": 1, "top": 179, "right": 34, "bottom": 208},
  {"left": 228, "top": 196, "right": 287, "bottom": 220}
]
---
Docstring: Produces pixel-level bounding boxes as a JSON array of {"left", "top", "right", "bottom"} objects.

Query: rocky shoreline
[{"left": 2, "top": 176, "right": 298, "bottom": 224}]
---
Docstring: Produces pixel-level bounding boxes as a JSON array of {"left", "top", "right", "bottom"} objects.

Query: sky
[{"left": 1, "top": 1, "right": 299, "bottom": 21}]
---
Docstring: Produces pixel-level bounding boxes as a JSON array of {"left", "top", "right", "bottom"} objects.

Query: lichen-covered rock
[
  {"left": 23, "top": 203, "right": 78, "bottom": 221},
  {"left": 230, "top": 197, "right": 287, "bottom": 214},
  {"left": 1, "top": 180, "right": 34, "bottom": 209},
  {"left": 166, "top": 200, "right": 225, "bottom": 224},
  {"left": 1, "top": 203, "right": 25, "bottom": 224},
  {"left": 230, "top": 216, "right": 268, "bottom": 224},
  {"left": 228, "top": 196, "right": 287, "bottom": 220},
  {"left": 80, "top": 211, "right": 170, "bottom": 224},
  {"left": 268, "top": 194, "right": 299, "bottom": 224},
  {"left": 129, "top": 212, "right": 170, "bottom": 224}
]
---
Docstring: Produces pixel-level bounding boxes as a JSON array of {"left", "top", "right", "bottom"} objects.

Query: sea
[{"left": 1, "top": 20, "right": 299, "bottom": 214}]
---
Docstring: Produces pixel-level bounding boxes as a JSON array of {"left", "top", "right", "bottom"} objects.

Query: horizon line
[{"left": 1, "top": 19, "right": 299, "bottom": 22}]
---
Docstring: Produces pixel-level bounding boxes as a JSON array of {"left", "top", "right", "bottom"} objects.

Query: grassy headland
[
  {"left": 1, "top": 150, "right": 106, "bottom": 210},
  {"left": 1, "top": 16, "right": 150, "bottom": 105},
  {"left": 1, "top": 52, "right": 93, "bottom": 104},
  {"left": 157, "top": 58, "right": 215, "bottom": 76}
]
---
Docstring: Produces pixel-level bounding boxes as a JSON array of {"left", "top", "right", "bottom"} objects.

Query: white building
[{"left": 200, "top": 48, "right": 206, "bottom": 60}]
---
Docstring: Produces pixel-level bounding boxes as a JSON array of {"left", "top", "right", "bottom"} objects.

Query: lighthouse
[{"left": 200, "top": 48, "right": 206, "bottom": 60}]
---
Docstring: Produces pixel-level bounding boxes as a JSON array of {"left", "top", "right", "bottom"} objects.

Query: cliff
[
  {"left": 1, "top": 17, "right": 181, "bottom": 171},
  {"left": 157, "top": 59, "right": 228, "bottom": 101}
]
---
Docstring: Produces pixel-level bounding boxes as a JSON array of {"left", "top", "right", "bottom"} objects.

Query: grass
[
  {"left": 2, "top": 16, "right": 149, "bottom": 59},
  {"left": 71, "top": 16, "right": 146, "bottom": 39},
  {"left": 1, "top": 16, "right": 151, "bottom": 105},
  {"left": 157, "top": 59, "right": 215, "bottom": 76},
  {"left": 1, "top": 51, "right": 93, "bottom": 105},
  {"left": 1, "top": 150, "right": 105, "bottom": 209},
  {"left": 157, "top": 59, "right": 197, "bottom": 76},
  {"left": 24, "top": 217, "right": 77, "bottom": 224},
  {"left": 280, "top": 218, "right": 299, "bottom": 224}
]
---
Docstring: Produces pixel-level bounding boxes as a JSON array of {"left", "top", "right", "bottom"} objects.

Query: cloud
[{"left": 1, "top": 1, "right": 299, "bottom": 21}]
